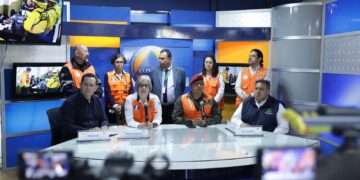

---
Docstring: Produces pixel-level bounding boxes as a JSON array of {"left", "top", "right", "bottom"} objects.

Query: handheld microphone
[
  {"left": 144, "top": 101, "right": 149, "bottom": 123},
  {"left": 199, "top": 101, "right": 207, "bottom": 127}
]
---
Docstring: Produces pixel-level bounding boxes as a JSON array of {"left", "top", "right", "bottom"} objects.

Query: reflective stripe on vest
[
  {"left": 64, "top": 62, "right": 96, "bottom": 89},
  {"left": 181, "top": 94, "right": 212, "bottom": 120},
  {"left": 107, "top": 71, "right": 131, "bottom": 105},
  {"left": 203, "top": 74, "right": 224, "bottom": 110},
  {"left": 132, "top": 100, "right": 156, "bottom": 123}
]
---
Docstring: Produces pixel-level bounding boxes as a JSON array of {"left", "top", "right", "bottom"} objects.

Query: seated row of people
[{"left": 59, "top": 72, "right": 288, "bottom": 142}]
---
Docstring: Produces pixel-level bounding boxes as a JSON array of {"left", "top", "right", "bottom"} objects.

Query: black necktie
[{"left": 163, "top": 69, "right": 169, "bottom": 103}]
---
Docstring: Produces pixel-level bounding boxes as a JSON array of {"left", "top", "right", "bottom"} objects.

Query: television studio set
[{"left": 1, "top": 0, "right": 360, "bottom": 179}]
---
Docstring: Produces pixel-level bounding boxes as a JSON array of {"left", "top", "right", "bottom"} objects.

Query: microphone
[
  {"left": 144, "top": 101, "right": 149, "bottom": 123},
  {"left": 199, "top": 101, "right": 207, "bottom": 127}
]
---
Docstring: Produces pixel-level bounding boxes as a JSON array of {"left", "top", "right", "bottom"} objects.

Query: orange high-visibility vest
[
  {"left": 64, "top": 62, "right": 96, "bottom": 89},
  {"left": 107, "top": 71, "right": 131, "bottom": 106},
  {"left": 181, "top": 94, "right": 212, "bottom": 121},
  {"left": 132, "top": 100, "right": 157, "bottom": 123},
  {"left": 236, "top": 67, "right": 268, "bottom": 106},
  {"left": 203, "top": 74, "right": 224, "bottom": 110}
]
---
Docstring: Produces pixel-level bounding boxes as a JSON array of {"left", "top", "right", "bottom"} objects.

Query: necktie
[{"left": 163, "top": 69, "right": 169, "bottom": 103}]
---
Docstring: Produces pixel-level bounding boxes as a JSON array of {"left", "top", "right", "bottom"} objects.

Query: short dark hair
[
  {"left": 201, "top": 54, "right": 219, "bottom": 77},
  {"left": 251, "top": 49, "right": 264, "bottom": 67},
  {"left": 160, "top": 49, "right": 172, "bottom": 59},
  {"left": 81, "top": 73, "right": 98, "bottom": 84},
  {"left": 255, "top": 79, "right": 270, "bottom": 89},
  {"left": 111, "top": 53, "right": 127, "bottom": 65}
]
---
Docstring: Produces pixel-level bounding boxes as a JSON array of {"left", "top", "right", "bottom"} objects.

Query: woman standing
[
  {"left": 104, "top": 53, "right": 132, "bottom": 124},
  {"left": 201, "top": 55, "right": 225, "bottom": 111}
]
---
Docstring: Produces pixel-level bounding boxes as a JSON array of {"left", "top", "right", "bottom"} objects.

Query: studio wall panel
[
  {"left": 271, "top": 39, "right": 321, "bottom": 69},
  {"left": 271, "top": 71, "right": 320, "bottom": 103}
]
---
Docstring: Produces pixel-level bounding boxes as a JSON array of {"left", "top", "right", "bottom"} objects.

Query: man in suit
[{"left": 150, "top": 49, "right": 186, "bottom": 124}]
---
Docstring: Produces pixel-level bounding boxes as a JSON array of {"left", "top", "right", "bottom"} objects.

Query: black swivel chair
[{"left": 47, "top": 107, "right": 62, "bottom": 145}]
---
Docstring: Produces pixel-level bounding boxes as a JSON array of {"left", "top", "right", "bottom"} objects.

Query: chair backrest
[{"left": 47, "top": 107, "right": 61, "bottom": 146}]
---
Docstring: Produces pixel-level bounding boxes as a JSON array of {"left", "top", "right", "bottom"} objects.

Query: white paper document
[
  {"left": 226, "top": 122, "right": 263, "bottom": 136},
  {"left": 77, "top": 131, "right": 111, "bottom": 142}
]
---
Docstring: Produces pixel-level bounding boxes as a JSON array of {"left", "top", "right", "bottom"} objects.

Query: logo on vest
[
  {"left": 264, "top": 108, "right": 273, "bottom": 115},
  {"left": 133, "top": 105, "right": 139, "bottom": 110},
  {"left": 243, "top": 75, "right": 248, "bottom": 80}
]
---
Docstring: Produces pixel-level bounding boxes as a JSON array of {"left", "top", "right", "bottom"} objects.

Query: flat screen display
[
  {"left": 257, "top": 147, "right": 317, "bottom": 180},
  {"left": 13, "top": 62, "right": 65, "bottom": 100},
  {"left": 0, "top": 0, "right": 63, "bottom": 44},
  {"left": 217, "top": 65, "right": 244, "bottom": 95},
  {"left": 19, "top": 151, "right": 72, "bottom": 180}
]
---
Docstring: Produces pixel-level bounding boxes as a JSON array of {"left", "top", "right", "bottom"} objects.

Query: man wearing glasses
[
  {"left": 60, "top": 73, "right": 109, "bottom": 142},
  {"left": 172, "top": 74, "right": 221, "bottom": 128},
  {"left": 235, "top": 49, "right": 271, "bottom": 107},
  {"left": 124, "top": 75, "right": 162, "bottom": 128}
]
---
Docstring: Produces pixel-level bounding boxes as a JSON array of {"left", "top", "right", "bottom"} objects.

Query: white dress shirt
[
  {"left": 230, "top": 97, "right": 289, "bottom": 134},
  {"left": 205, "top": 74, "right": 225, "bottom": 103},
  {"left": 125, "top": 93, "right": 162, "bottom": 128},
  {"left": 162, "top": 64, "right": 175, "bottom": 104},
  {"left": 235, "top": 65, "right": 271, "bottom": 97}
]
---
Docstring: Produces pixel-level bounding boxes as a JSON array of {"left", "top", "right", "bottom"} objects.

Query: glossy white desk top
[{"left": 45, "top": 124, "right": 319, "bottom": 170}]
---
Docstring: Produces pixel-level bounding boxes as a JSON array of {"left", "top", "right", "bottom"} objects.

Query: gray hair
[{"left": 136, "top": 75, "right": 152, "bottom": 92}]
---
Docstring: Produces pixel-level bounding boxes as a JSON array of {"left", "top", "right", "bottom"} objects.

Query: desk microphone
[{"left": 200, "top": 101, "right": 207, "bottom": 127}]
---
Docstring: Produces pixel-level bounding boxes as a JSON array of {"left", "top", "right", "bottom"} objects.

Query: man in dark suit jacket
[{"left": 150, "top": 49, "right": 186, "bottom": 124}]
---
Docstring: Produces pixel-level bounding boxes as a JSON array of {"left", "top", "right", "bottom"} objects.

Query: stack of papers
[{"left": 226, "top": 122, "right": 263, "bottom": 136}]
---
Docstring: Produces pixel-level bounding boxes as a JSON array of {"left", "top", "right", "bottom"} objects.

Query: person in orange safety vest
[
  {"left": 201, "top": 55, "right": 225, "bottom": 110},
  {"left": 172, "top": 74, "right": 221, "bottom": 128},
  {"left": 124, "top": 75, "right": 162, "bottom": 128},
  {"left": 104, "top": 53, "right": 133, "bottom": 124},
  {"left": 235, "top": 49, "right": 271, "bottom": 107},
  {"left": 59, "top": 44, "right": 103, "bottom": 98}
]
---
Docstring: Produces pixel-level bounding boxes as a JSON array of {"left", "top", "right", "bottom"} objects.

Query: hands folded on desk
[
  {"left": 138, "top": 122, "right": 158, "bottom": 129},
  {"left": 184, "top": 119, "right": 207, "bottom": 128},
  {"left": 89, "top": 126, "right": 109, "bottom": 131}
]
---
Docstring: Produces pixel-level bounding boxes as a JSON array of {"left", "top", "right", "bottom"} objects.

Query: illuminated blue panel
[
  {"left": 325, "top": 0, "right": 360, "bottom": 35},
  {"left": 62, "top": 2, "right": 68, "bottom": 22},
  {"left": 171, "top": 10, "right": 215, "bottom": 27},
  {"left": 130, "top": 12, "right": 168, "bottom": 24},
  {"left": 70, "top": 5, "right": 130, "bottom": 22},
  {"left": 5, "top": 100, "right": 64, "bottom": 135},
  {"left": 321, "top": 73, "right": 360, "bottom": 109},
  {"left": 193, "top": 39, "right": 214, "bottom": 51},
  {"left": 6, "top": 133, "right": 51, "bottom": 168}
]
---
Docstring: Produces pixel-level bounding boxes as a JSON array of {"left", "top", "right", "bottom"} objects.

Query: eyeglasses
[
  {"left": 249, "top": 55, "right": 258, "bottom": 58},
  {"left": 139, "top": 84, "right": 149, "bottom": 88}
]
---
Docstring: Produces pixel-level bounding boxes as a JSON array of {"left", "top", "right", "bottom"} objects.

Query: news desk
[{"left": 44, "top": 124, "right": 319, "bottom": 170}]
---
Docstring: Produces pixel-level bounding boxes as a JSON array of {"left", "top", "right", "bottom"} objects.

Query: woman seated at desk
[{"left": 124, "top": 75, "right": 162, "bottom": 128}]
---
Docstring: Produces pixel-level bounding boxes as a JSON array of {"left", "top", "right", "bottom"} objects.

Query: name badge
[{"left": 162, "top": 87, "right": 166, "bottom": 94}]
